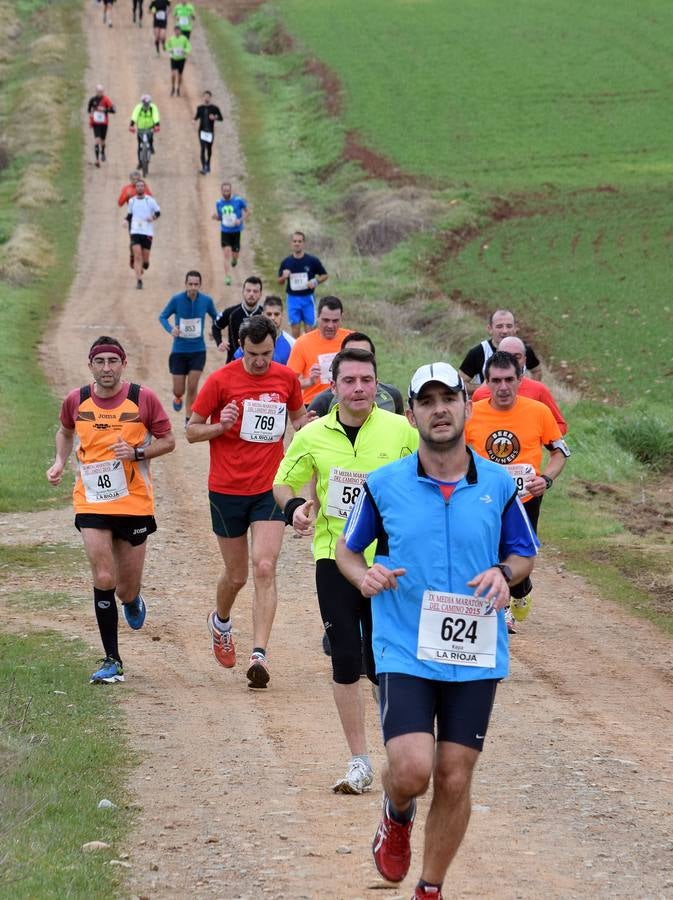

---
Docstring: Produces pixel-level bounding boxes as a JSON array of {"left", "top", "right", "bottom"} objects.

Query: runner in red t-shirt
[
  {"left": 87, "top": 84, "right": 116, "bottom": 168},
  {"left": 187, "top": 315, "right": 306, "bottom": 689}
]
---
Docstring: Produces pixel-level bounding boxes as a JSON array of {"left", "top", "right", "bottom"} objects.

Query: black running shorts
[
  {"left": 75, "top": 513, "right": 157, "bottom": 546},
  {"left": 208, "top": 489, "right": 284, "bottom": 539},
  {"left": 378, "top": 673, "right": 498, "bottom": 751}
]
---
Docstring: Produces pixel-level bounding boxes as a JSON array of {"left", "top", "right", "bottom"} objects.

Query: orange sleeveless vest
[{"left": 73, "top": 383, "right": 154, "bottom": 516}]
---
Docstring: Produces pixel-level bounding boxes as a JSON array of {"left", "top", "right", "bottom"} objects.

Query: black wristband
[
  {"left": 493, "top": 563, "right": 512, "bottom": 584},
  {"left": 283, "top": 497, "right": 307, "bottom": 526},
  {"left": 542, "top": 474, "right": 553, "bottom": 491}
]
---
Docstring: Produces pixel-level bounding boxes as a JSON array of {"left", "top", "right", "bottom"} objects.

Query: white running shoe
[{"left": 332, "top": 758, "right": 374, "bottom": 794}]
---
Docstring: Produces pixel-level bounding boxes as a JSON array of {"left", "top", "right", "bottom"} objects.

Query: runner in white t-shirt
[{"left": 128, "top": 180, "right": 160, "bottom": 290}]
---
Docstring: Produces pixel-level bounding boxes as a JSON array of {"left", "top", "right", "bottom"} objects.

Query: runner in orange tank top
[{"left": 47, "top": 336, "right": 175, "bottom": 684}]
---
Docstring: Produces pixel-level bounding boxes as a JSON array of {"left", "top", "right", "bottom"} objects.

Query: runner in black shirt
[
  {"left": 194, "top": 91, "right": 223, "bottom": 174},
  {"left": 149, "top": 0, "right": 170, "bottom": 53}
]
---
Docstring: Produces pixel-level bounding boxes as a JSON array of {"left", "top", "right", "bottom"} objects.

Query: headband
[{"left": 89, "top": 343, "right": 126, "bottom": 362}]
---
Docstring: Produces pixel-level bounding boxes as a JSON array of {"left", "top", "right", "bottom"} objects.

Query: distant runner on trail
[
  {"left": 187, "top": 315, "right": 307, "bottom": 690},
  {"left": 166, "top": 24, "right": 191, "bottom": 97},
  {"left": 277, "top": 231, "right": 328, "bottom": 337},
  {"left": 158, "top": 270, "right": 218, "bottom": 427},
  {"left": 46, "top": 336, "right": 175, "bottom": 686},
  {"left": 336, "top": 362, "right": 538, "bottom": 898},
  {"left": 459, "top": 308, "right": 542, "bottom": 395},
  {"left": 173, "top": 0, "right": 195, "bottom": 37},
  {"left": 86, "top": 83, "right": 115, "bottom": 168},
  {"left": 194, "top": 90, "right": 223, "bottom": 175},
  {"left": 212, "top": 276, "right": 263, "bottom": 362},
  {"left": 149, "top": 0, "right": 170, "bottom": 52},
  {"left": 132, "top": 0, "right": 144, "bottom": 27},
  {"left": 211, "top": 182, "right": 248, "bottom": 284},
  {"left": 102, "top": 0, "right": 115, "bottom": 28},
  {"left": 128, "top": 180, "right": 160, "bottom": 290}
]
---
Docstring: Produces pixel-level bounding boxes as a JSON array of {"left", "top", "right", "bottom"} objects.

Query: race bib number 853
[{"left": 417, "top": 591, "right": 497, "bottom": 668}]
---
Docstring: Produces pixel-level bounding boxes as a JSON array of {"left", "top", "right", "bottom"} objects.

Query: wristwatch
[
  {"left": 493, "top": 563, "right": 512, "bottom": 583},
  {"left": 542, "top": 474, "right": 554, "bottom": 490},
  {"left": 134, "top": 447, "right": 146, "bottom": 461}
]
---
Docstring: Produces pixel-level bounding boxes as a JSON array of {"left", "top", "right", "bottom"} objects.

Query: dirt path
[{"left": 2, "top": 4, "right": 672, "bottom": 898}]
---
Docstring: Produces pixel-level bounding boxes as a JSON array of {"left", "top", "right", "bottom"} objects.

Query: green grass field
[
  {"left": 275, "top": 0, "right": 673, "bottom": 405},
  {"left": 0, "top": 0, "right": 84, "bottom": 513},
  {"left": 279, "top": 0, "right": 673, "bottom": 191}
]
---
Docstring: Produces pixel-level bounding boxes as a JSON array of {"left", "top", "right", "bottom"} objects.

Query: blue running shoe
[
  {"left": 172, "top": 395, "right": 183, "bottom": 412},
  {"left": 90, "top": 657, "right": 124, "bottom": 684},
  {"left": 123, "top": 594, "right": 146, "bottom": 630}
]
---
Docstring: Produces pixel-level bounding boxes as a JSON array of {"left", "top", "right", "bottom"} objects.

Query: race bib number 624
[{"left": 417, "top": 591, "right": 497, "bottom": 668}]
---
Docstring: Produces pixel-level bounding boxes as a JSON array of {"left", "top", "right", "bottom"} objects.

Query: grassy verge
[
  {"left": 204, "top": 3, "right": 673, "bottom": 628},
  {"left": 0, "top": 0, "right": 86, "bottom": 513},
  {"left": 0, "top": 632, "right": 132, "bottom": 898}
]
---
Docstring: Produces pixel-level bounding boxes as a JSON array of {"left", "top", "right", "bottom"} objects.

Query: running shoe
[
  {"left": 224, "top": 276, "right": 232, "bottom": 286},
  {"left": 172, "top": 395, "right": 183, "bottom": 412},
  {"left": 246, "top": 652, "right": 270, "bottom": 689},
  {"left": 412, "top": 888, "right": 442, "bottom": 899},
  {"left": 136, "top": 279, "right": 143, "bottom": 290},
  {"left": 90, "top": 657, "right": 124, "bottom": 684},
  {"left": 332, "top": 758, "right": 374, "bottom": 795},
  {"left": 511, "top": 594, "right": 533, "bottom": 623},
  {"left": 504, "top": 606, "right": 517, "bottom": 634},
  {"left": 372, "top": 796, "right": 415, "bottom": 883},
  {"left": 207, "top": 611, "right": 236, "bottom": 668},
  {"left": 123, "top": 594, "right": 146, "bottom": 630}
]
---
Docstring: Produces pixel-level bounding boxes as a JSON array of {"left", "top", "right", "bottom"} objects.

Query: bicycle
[{"left": 137, "top": 128, "right": 153, "bottom": 177}]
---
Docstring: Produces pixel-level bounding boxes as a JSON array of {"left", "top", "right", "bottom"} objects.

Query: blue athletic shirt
[
  {"left": 158, "top": 291, "right": 218, "bottom": 353},
  {"left": 278, "top": 253, "right": 327, "bottom": 297},
  {"left": 344, "top": 450, "right": 539, "bottom": 682},
  {"left": 215, "top": 196, "right": 247, "bottom": 233},
  {"left": 233, "top": 331, "right": 294, "bottom": 365}
]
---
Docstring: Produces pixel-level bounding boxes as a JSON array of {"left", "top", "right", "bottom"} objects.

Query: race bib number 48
[
  {"left": 239, "top": 399, "right": 286, "bottom": 443},
  {"left": 417, "top": 591, "right": 497, "bottom": 668},
  {"left": 81, "top": 459, "right": 128, "bottom": 504},
  {"left": 326, "top": 467, "right": 366, "bottom": 519}
]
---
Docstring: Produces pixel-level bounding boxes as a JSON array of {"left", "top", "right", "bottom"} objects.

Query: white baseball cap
[{"left": 408, "top": 362, "right": 465, "bottom": 400}]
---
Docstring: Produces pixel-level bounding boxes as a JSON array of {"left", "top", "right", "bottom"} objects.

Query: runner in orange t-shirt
[
  {"left": 286, "top": 295, "right": 351, "bottom": 404},
  {"left": 187, "top": 315, "right": 307, "bottom": 690}
]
